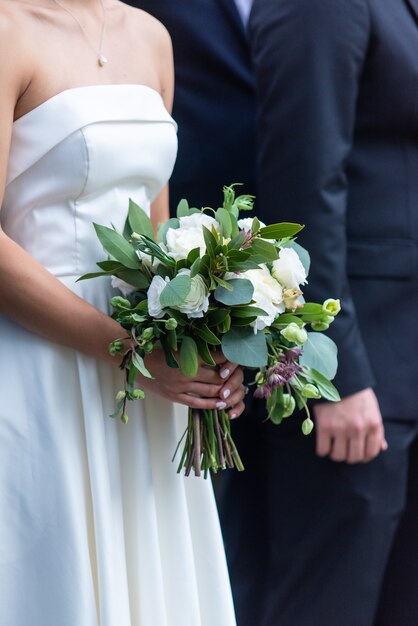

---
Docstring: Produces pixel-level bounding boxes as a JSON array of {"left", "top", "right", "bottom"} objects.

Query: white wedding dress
[{"left": 0, "top": 84, "right": 236, "bottom": 626}]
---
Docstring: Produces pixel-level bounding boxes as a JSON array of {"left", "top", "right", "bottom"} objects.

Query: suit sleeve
[{"left": 250, "top": 0, "right": 375, "bottom": 397}]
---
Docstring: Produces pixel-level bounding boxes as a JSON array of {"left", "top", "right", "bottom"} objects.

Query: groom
[{"left": 220, "top": 1, "right": 418, "bottom": 625}]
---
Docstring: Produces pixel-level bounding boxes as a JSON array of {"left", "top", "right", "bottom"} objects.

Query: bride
[{"left": 0, "top": 1, "right": 245, "bottom": 624}]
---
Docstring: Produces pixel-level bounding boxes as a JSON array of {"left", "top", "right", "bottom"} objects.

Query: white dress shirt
[{"left": 233, "top": 0, "right": 253, "bottom": 26}]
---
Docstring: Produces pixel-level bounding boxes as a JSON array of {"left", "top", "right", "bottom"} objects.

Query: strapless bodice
[{"left": 1, "top": 84, "right": 177, "bottom": 278}]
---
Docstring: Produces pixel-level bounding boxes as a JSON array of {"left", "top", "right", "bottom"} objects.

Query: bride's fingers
[
  {"left": 218, "top": 368, "right": 244, "bottom": 401},
  {"left": 227, "top": 400, "right": 245, "bottom": 420},
  {"left": 175, "top": 393, "right": 237, "bottom": 411},
  {"left": 184, "top": 382, "right": 222, "bottom": 398}
]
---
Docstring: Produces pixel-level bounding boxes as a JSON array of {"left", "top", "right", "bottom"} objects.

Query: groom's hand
[{"left": 313, "top": 388, "right": 388, "bottom": 463}]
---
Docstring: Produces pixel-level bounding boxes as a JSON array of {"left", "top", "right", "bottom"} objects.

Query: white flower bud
[{"left": 280, "top": 322, "right": 308, "bottom": 344}]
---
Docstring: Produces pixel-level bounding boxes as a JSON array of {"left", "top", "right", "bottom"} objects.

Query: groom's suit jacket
[
  {"left": 125, "top": 0, "right": 257, "bottom": 213},
  {"left": 250, "top": 0, "right": 418, "bottom": 419}
]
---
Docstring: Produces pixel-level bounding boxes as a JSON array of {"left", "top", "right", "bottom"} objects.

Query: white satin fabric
[{"left": 0, "top": 84, "right": 236, "bottom": 626}]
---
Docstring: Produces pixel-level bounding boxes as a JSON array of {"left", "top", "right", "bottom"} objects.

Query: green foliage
[
  {"left": 221, "top": 327, "right": 268, "bottom": 367},
  {"left": 214, "top": 279, "right": 254, "bottom": 305},
  {"left": 93, "top": 223, "right": 141, "bottom": 269},
  {"left": 160, "top": 274, "right": 192, "bottom": 308},
  {"left": 300, "top": 332, "right": 339, "bottom": 379},
  {"left": 179, "top": 336, "right": 199, "bottom": 377},
  {"left": 128, "top": 199, "right": 154, "bottom": 241}
]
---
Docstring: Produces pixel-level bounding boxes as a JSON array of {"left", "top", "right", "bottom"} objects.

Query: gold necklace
[{"left": 52, "top": 0, "right": 109, "bottom": 67}]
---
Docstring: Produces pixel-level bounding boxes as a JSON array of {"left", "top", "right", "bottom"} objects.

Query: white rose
[
  {"left": 227, "top": 264, "right": 285, "bottom": 331},
  {"left": 173, "top": 269, "right": 209, "bottom": 319},
  {"left": 111, "top": 276, "right": 135, "bottom": 298},
  {"left": 165, "top": 213, "right": 219, "bottom": 260},
  {"left": 271, "top": 248, "right": 307, "bottom": 289},
  {"left": 147, "top": 275, "right": 169, "bottom": 318},
  {"left": 237, "top": 217, "right": 266, "bottom": 232}
]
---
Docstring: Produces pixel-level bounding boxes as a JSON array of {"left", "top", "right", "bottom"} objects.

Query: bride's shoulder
[
  {"left": 0, "top": 2, "right": 29, "bottom": 57},
  {"left": 121, "top": 2, "right": 172, "bottom": 49}
]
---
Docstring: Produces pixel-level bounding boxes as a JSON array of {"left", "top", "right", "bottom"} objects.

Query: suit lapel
[{"left": 405, "top": 0, "right": 418, "bottom": 23}]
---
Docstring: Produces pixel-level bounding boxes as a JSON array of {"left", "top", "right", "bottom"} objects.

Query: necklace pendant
[{"left": 98, "top": 55, "right": 108, "bottom": 67}]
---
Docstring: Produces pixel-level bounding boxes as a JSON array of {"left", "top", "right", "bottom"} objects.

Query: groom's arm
[{"left": 250, "top": 0, "right": 386, "bottom": 461}]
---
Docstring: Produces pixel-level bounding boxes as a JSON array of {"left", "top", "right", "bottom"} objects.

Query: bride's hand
[{"left": 142, "top": 349, "right": 246, "bottom": 419}]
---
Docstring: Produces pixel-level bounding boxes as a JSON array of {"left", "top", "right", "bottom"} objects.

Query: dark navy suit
[
  {"left": 124, "top": 0, "right": 256, "bottom": 214},
  {"left": 219, "top": 1, "right": 418, "bottom": 625}
]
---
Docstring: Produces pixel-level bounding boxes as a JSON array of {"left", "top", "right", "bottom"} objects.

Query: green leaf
[
  {"left": 302, "top": 367, "right": 341, "bottom": 402},
  {"left": 206, "top": 308, "right": 230, "bottom": 327},
  {"left": 227, "top": 260, "right": 261, "bottom": 272},
  {"left": 227, "top": 249, "right": 251, "bottom": 262},
  {"left": 159, "top": 336, "right": 179, "bottom": 369},
  {"left": 93, "top": 224, "right": 141, "bottom": 269},
  {"left": 132, "top": 352, "right": 153, "bottom": 379},
  {"left": 251, "top": 216, "right": 261, "bottom": 235},
  {"left": 128, "top": 199, "right": 154, "bottom": 241},
  {"left": 258, "top": 223, "right": 304, "bottom": 239},
  {"left": 167, "top": 329, "right": 178, "bottom": 352},
  {"left": 187, "top": 247, "right": 201, "bottom": 265},
  {"left": 273, "top": 313, "right": 305, "bottom": 327},
  {"left": 189, "top": 256, "right": 201, "bottom": 278},
  {"left": 179, "top": 336, "right": 199, "bottom": 377},
  {"left": 160, "top": 274, "right": 191, "bottom": 308},
  {"left": 248, "top": 238, "right": 279, "bottom": 262},
  {"left": 194, "top": 337, "right": 217, "bottom": 366},
  {"left": 157, "top": 217, "right": 180, "bottom": 244},
  {"left": 176, "top": 198, "right": 190, "bottom": 218},
  {"left": 221, "top": 327, "right": 268, "bottom": 367},
  {"left": 216, "top": 207, "right": 233, "bottom": 239},
  {"left": 213, "top": 275, "right": 234, "bottom": 291},
  {"left": 193, "top": 324, "right": 221, "bottom": 345},
  {"left": 97, "top": 260, "right": 124, "bottom": 271},
  {"left": 215, "top": 278, "right": 254, "bottom": 305},
  {"left": 228, "top": 231, "right": 247, "bottom": 250},
  {"left": 231, "top": 305, "right": 268, "bottom": 318},
  {"left": 115, "top": 269, "right": 149, "bottom": 290},
  {"left": 77, "top": 271, "right": 112, "bottom": 282},
  {"left": 202, "top": 225, "right": 218, "bottom": 258},
  {"left": 300, "top": 332, "right": 339, "bottom": 379}
]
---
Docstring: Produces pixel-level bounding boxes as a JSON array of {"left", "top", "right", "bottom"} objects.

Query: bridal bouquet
[{"left": 80, "top": 185, "right": 340, "bottom": 477}]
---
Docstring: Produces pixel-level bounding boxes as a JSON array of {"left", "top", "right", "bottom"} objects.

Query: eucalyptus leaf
[
  {"left": 221, "top": 327, "right": 268, "bottom": 367},
  {"left": 160, "top": 274, "right": 191, "bottom": 308},
  {"left": 128, "top": 199, "right": 154, "bottom": 241},
  {"left": 176, "top": 198, "right": 189, "bottom": 218},
  {"left": 93, "top": 223, "right": 141, "bottom": 269},
  {"left": 300, "top": 332, "right": 339, "bottom": 379},
  {"left": 215, "top": 278, "right": 254, "bottom": 305}
]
